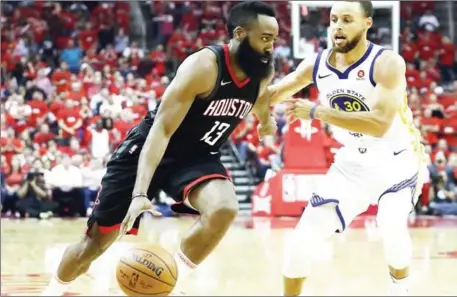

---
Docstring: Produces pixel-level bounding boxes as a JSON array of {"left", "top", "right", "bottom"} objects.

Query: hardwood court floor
[{"left": 1, "top": 216, "right": 457, "bottom": 296}]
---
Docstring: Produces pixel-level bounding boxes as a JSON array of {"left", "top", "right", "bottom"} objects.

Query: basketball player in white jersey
[{"left": 267, "top": 1, "right": 425, "bottom": 296}]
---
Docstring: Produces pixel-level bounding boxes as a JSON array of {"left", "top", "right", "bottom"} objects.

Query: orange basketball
[{"left": 116, "top": 243, "right": 178, "bottom": 296}]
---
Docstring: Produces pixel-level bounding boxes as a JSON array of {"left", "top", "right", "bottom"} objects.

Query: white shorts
[{"left": 311, "top": 146, "right": 423, "bottom": 232}]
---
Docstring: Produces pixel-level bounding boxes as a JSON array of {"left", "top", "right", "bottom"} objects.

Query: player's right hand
[{"left": 119, "top": 195, "right": 162, "bottom": 238}]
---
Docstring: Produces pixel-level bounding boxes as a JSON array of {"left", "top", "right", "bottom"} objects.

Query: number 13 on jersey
[{"left": 200, "top": 121, "right": 231, "bottom": 146}]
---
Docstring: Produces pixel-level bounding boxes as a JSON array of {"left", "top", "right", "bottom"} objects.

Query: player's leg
[
  {"left": 375, "top": 151, "right": 422, "bottom": 296},
  {"left": 181, "top": 179, "right": 238, "bottom": 264},
  {"left": 282, "top": 203, "right": 342, "bottom": 296},
  {"left": 172, "top": 178, "right": 238, "bottom": 291},
  {"left": 162, "top": 158, "right": 237, "bottom": 291},
  {"left": 41, "top": 188, "right": 138, "bottom": 296},
  {"left": 282, "top": 159, "right": 370, "bottom": 296},
  {"left": 377, "top": 187, "right": 416, "bottom": 296},
  {"left": 42, "top": 130, "right": 147, "bottom": 296},
  {"left": 41, "top": 186, "right": 144, "bottom": 296},
  {"left": 43, "top": 221, "right": 120, "bottom": 293}
]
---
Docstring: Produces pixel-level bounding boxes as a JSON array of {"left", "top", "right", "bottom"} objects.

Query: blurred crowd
[
  {"left": 399, "top": 2, "right": 457, "bottom": 215},
  {"left": 0, "top": 1, "right": 456, "bottom": 219}
]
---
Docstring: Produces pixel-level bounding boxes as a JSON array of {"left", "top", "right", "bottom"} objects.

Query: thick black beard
[
  {"left": 235, "top": 37, "right": 272, "bottom": 80},
  {"left": 333, "top": 31, "right": 364, "bottom": 53}
]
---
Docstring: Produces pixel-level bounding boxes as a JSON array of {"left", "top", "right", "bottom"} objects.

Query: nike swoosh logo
[
  {"left": 393, "top": 149, "right": 407, "bottom": 156},
  {"left": 318, "top": 74, "right": 332, "bottom": 79},
  {"left": 210, "top": 152, "right": 219, "bottom": 155},
  {"left": 221, "top": 80, "right": 232, "bottom": 86}
]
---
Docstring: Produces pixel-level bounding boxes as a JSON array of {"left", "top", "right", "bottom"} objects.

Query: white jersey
[{"left": 314, "top": 42, "right": 419, "bottom": 152}]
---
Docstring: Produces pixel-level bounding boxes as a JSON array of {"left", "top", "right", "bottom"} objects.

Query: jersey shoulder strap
[{"left": 198, "top": 45, "right": 224, "bottom": 100}]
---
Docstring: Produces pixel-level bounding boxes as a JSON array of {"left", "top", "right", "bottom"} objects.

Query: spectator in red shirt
[
  {"left": 231, "top": 115, "right": 259, "bottom": 164},
  {"left": 1, "top": 127, "right": 25, "bottom": 165},
  {"left": 417, "top": 33, "right": 437, "bottom": 63},
  {"left": 446, "top": 101, "right": 457, "bottom": 119},
  {"left": 56, "top": 100, "right": 83, "bottom": 143},
  {"left": 417, "top": 71, "right": 433, "bottom": 91},
  {"left": 401, "top": 41, "right": 418, "bottom": 64},
  {"left": 423, "top": 59, "right": 441, "bottom": 82},
  {"left": 114, "top": 109, "right": 135, "bottom": 141},
  {"left": 99, "top": 44, "right": 118, "bottom": 68},
  {"left": 5, "top": 94, "right": 32, "bottom": 136},
  {"left": 438, "top": 36, "right": 456, "bottom": 83},
  {"left": 83, "top": 47, "right": 101, "bottom": 70},
  {"left": 151, "top": 76, "right": 168, "bottom": 99},
  {"left": 181, "top": 6, "right": 199, "bottom": 34},
  {"left": 67, "top": 81, "right": 87, "bottom": 106},
  {"left": 167, "top": 28, "right": 186, "bottom": 50},
  {"left": 420, "top": 108, "right": 442, "bottom": 146},
  {"left": 27, "top": 91, "right": 49, "bottom": 128},
  {"left": 198, "top": 25, "right": 217, "bottom": 44},
  {"left": 78, "top": 23, "right": 98, "bottom": 52},
  {"left": 59, "top": 137, "right": 83, "bottom": 157},
  {"left": 34, "top": 123, "right": 57, "bottom": 149},
  {"left": 405, "top": 63, "right": 420, "bottom": 85},
  {"left": 150, "top": 44, "right": 167, "bottom": 76},
  {"left": 51, "top": 62, "right": 72, "bottom": 94}
]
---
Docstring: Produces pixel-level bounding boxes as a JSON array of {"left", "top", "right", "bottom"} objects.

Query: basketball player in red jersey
[{"left": 41, "top": 2, "right": 279, "bottom": 295}]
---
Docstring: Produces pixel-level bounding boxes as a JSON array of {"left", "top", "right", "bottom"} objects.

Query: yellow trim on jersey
[{"left": 398, "top": 91, "right": 426, "bottom": 202}]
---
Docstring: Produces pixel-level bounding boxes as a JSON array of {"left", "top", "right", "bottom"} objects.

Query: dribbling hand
[{"left": 119, "top": 195, "right": 162, "bottom": 238}]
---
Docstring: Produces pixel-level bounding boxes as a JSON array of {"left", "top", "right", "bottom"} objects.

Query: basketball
[{"left": 116, "top": 243, "right": 178, "bottom": 296}]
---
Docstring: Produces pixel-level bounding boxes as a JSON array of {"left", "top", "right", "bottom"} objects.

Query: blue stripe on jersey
[
  {"left": 369, "top": 48, "right": 386, "bottom": 87},
  {"left": 325, "top": 42, "right": 374, "bottom": 79},
  {"left": 312, "top": 50, "right": 324, "bottom": 87}
]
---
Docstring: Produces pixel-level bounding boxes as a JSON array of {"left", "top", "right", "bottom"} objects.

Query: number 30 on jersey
[
  {"left": 330, "top": 96, "right": 369, "bottom": 112},
  {"left": 200, "top": 121, "right": 231, "bottom": 146}
]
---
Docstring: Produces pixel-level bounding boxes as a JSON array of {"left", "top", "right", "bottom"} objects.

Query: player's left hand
[
  {"left": 257, "top": 116, "right": 277, "bottom": 140},
  {"left": 284, "top": 98, "right": 317, "bottom": 122},
  {"left": 119, "top": 195, "right": 162, "bottom": 239}
]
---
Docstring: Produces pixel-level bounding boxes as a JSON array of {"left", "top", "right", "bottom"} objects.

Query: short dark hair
[
  {"left": 227, "top": 1, "right": 276, "bottom": 38},
  {"left": 350, "top": 1, "right": 374, "bottom": 18}
]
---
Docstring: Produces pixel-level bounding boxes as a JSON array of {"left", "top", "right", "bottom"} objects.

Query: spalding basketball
[{"left": 116, "top": 243, "right": 178, "bottom": 296}]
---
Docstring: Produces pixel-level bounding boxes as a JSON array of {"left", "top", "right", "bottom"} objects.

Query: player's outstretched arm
[
  {"left": 313, "top": 51, "right": 406, "bottom": 137},
  {"left": 132, "top": 50, "right": 217, "bottom": 196},
  {"left": 252, "top": 66, "right": 277, "bottom": 139},
  {"left": 252, "top": 65, "right": 275, "bottom": 124},
  {"left": 267, "top": 56, "right": 315, "bottom": 105}
]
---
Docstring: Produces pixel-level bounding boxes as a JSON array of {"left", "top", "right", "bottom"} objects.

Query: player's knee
[
  {"left": 79, "top": 224, "right": 117, "bottom": 263},
  {"left": 190, "top": 179, "right": 239, "bottom": 227},
  {"left": 283, "top": 205, "right": 339, "bottom": 278},
  {"left": 205, "top": 196, "right": 239, "bottom": 226},
  {"left": 377, "top": 197, "right": 409, "bottom": 238}
]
